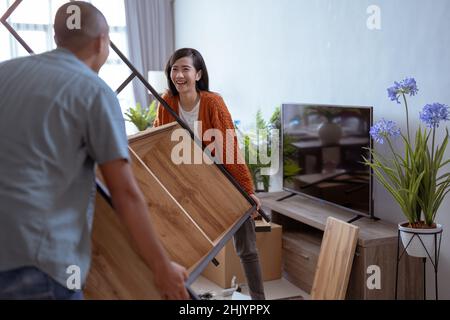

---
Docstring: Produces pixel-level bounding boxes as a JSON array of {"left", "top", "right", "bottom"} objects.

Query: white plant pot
[
  {"left": 318, "top": 122, "right": 342, "bottom": 145},
  {"left": 398, "top": 222, "right": 443, "bottom": 258}
]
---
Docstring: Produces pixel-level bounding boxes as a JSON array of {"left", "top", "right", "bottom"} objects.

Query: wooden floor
[{"left": 191, "top": 276, "right": 307, "bottom": 300}]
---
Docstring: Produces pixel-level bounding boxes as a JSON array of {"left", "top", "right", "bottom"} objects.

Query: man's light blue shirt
[{"left": 0, "top": 48, "right": 129, "bottom": 286}]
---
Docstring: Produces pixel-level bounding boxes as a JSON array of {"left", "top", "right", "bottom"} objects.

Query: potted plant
[
  {"left": 269, "top": 106, "right": 302, "bottom": 184},
  {"left": 124, "top": 100, "right": 157, "bottom": 131},
  {"left": 235, "top": 110, "right": 272, "bottom": 192},
  {"left": 236, "top": 107, "right": 301, "bottom": 192},
  {"left": 364, "top": 77, "right": 449, "bottom": 258}
]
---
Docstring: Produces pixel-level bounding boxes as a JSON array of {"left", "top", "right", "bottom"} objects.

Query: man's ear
[
  {"left": 94, "top": 34, "right": 107, "bottom": 53},
  {"left": 93, "top": 36, "right": 102, "bottom": 53}
]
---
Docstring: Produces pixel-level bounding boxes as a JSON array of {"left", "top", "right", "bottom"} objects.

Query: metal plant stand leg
[
  {"left": 395, "top": 228, "right": 442, "bottom": 300},
  {"left": 395, "top": 230, "right": 399, "bottom": 300},
  {"left": 422, "top": 258, "right": 426, "bottom": 300}
]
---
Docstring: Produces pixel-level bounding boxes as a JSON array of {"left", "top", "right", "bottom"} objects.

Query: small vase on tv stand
[{"left": 318, "top": 121, "right": 342, "bottom": 145}]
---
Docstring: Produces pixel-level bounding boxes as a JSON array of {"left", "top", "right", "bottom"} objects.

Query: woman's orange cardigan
[{"left": 153, "top": 90, "right": 255, "bottom": 195}]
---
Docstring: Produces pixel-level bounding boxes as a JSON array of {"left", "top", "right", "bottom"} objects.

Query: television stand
[
  {"left": 259, "top": 191, "right": 423, "bottom": 299},
  {"left": 277, "top": 191, "right": 378, "bottom": 221}
]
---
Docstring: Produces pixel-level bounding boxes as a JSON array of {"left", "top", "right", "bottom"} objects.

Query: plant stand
[{"left": 395, "top": 228, "right": 443, "bottom": 300}]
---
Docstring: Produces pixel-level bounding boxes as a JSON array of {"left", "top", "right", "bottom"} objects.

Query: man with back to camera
[{"left": 0, "top": 1, "right": 189, "bottom": 300}]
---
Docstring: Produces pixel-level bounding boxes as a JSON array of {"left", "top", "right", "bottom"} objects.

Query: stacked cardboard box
[{"left": 201, "top": 222, "right": 282, "bottom": 288}]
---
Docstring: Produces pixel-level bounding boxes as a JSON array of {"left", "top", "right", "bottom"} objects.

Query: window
[
  {"left": 1, "top": 0, "right": 136, "bottom": 133},
  {"left": 0, "top": 0, "right": 12, "bottom": 61}
]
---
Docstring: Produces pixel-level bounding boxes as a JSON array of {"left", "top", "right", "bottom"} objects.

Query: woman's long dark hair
[{"left": 165, "top": 48, "right": 210, "bottom": 96}]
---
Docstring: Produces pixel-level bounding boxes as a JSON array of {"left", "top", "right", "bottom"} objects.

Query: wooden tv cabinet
[{"left": 260, "top": 191, "right": 423, "bottom": 299}]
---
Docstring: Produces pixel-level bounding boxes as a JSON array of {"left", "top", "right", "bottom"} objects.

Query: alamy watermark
[
  {"left": 66, "top": 265, "right": 81, "bottom": 290},
  {"left": 367, "top": 5, "right": 381, "bottom": 30},
  {"left": 66, "top": 5, "right": 81, "bottom": 30},
  {"left": 366, "top": 265, "right": 381, "bottom": 290}
]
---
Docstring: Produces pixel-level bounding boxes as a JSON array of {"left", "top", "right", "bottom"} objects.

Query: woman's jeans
[
  {"left": 0, "top": 266, "right": 83, "bottom": 300},
  {"left": 233, "top": 217, "right": 266, "bottom": 300}
]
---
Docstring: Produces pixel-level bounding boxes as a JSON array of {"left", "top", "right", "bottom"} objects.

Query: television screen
[{"left": 282, "top": 103, "right": 373, "bottom": 216}]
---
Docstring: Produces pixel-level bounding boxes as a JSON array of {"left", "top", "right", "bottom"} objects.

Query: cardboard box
[{"left": 201, "top": 222, "right": 282, "bottom": 288}]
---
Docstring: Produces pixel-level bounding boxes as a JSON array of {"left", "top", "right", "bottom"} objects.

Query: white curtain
[{"left": 124, "top": 0, "right": 174, "bottom": 107}]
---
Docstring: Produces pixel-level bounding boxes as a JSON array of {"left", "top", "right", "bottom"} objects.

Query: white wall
[{"left": 174, "top": 0, "right": 450, "bottom": 299}]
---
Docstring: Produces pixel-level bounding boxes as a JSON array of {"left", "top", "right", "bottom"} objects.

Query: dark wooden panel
[{"left": 282, "top": 231, "right": 320, "bottom": 293}]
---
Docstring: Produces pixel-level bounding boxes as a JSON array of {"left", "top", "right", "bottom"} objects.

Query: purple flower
[
  {"left": 420, "top": 103, "right": 450, "bottom": 128},
  {"left": 370, "top": 119, "right": 401, "bottom": 144},
  {"left": 387, "top": 77, "right": 419, "bottom": 103}
]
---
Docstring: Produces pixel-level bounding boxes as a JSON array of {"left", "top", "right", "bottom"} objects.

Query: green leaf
[{"left": 124, "top": 101, "right": 157, "bottom": 131}]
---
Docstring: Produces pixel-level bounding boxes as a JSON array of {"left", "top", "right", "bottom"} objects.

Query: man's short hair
[{"left": 54, "top": 1, "right": 109, "bottom": 50}]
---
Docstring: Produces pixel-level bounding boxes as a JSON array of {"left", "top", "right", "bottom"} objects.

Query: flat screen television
[{"left": 281, "top": 103, "right": 374, "bottom": 218}]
